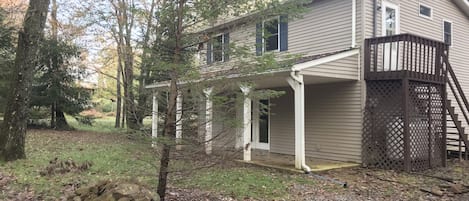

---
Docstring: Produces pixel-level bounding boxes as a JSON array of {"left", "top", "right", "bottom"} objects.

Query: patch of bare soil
[
  {"left": 67, "top": 180, "right": 157, "bottom": 201},
  {"left": 166, "top": 187, "right": 235, "bottom": 201},
  {"left": 305, "top": 160, "right": 469, "bottom": 201}
]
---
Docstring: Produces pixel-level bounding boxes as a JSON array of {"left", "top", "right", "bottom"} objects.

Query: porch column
[
  {"left": 176, "top": 91, "right": 183, "bottom": 150},
  {"left": 287, "top": 72, "right": 307, "bottom": 170},
  {"left": 240, "top": 85, "right": 252, "bottom": 161},
  {"left": 151, "top": 91, "right": 159, "bottom": 147},
  {"left": 203, "top": 87, "right": 213, "bottom": 155}
]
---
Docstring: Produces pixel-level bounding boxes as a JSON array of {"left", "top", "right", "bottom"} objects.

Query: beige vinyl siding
[
  {"left": 289, "top": 0, "right": 353, "bottom": 56},
  {"left": 363, "top": 0, "right": 469, "bottom": 140},
  {"left": 301, "top": 54, "right": 360, "bottom": 80},
  {"left": 201, "top": 0, "right": 357, "bottom": 71},
  {"left": 270, "top": 81, "right": 363, "bottom": 163},
  {"left": 211, "top": 101, "right": 237, "bottom": 148}
]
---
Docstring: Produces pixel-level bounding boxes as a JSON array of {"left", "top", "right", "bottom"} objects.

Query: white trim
[
  {"left": 203, "top": 87, "right": 213, "bottom": 155},
  {"left": 176, "top": 91, "right": 183, "bottom": 150},
  {"left": 210, "top": 34, "right": 226, "bottom": 63},
  {"left": 151, "top": 91, "right": 159, "bottom": 147},
  {"left": 286, "top": 72, "right": 311, "bottom": 173},
  {"left": 418, "top": 3, "right": 433, "bottom": 20},
  {"left": 442, "top": 19, "right": 454, "bottom": 47},
  {"left": 381, "top": 1, "right": 400, "bottom": 37},
  {"left": 351, "top": 0, "right": 356, "bottom": 48},
  {"left": 251, "top": 99, "right": 270, "bottom": 150},
  {"left": 262, "top": 16, "right": 281, "bottom": 53},
  {"left": 292, "top": 49, "right": 360, "bottom": 71},
  {"left": 240, "top": 85, "right": 252, "bottom": 161}
]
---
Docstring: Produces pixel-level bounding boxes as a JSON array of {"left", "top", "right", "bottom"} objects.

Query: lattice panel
[
  {"left": 363, "top": 80, "right": 405, "bottom": 170},
  {"left": 408, "top": 81, "right": 445, "bottom": 171},
  {"left": 363, "top": 80, "right": 446, "bottom": 171}
]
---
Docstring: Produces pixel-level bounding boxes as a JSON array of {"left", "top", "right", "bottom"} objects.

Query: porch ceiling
[{"left": 251, "top": 71, "right": 357, "bottom": 89}]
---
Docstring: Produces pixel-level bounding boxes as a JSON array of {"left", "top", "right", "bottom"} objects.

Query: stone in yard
[
  {"left": 431, "top": 186, "right": 444, "bottom": 196},
  {"left": 449, "top": 184, "right": 464, "bottom": 194},
  {"left": 68, "top": 180, "right": 159, "bottom": 201}
]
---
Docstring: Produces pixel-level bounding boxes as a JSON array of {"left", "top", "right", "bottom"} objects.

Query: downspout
[
  {"left": 290, "top": 71, "right": 312, "bottom": 174},
  {"left": 351, "top": 0, "right": 357, "bottom": 47},
  {"left": 373, "top": 0, "right": 377, "bottom": 37}
]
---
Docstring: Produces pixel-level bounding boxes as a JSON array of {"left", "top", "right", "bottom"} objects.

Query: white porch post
[
  {"left": 151, "top": 91, "right": 159, "bottom": 147},
  {"left": 176, "top": 91, "right": 183, "bottom": 150},
  {"left": 287, "top": 72, "right": 310, "bottom": 172},
  {"left": 240, "top": 85, "right": 252, "bottom": 161},
  {"left": 203, "top": 87, "right": 213, "bottom": 155}
]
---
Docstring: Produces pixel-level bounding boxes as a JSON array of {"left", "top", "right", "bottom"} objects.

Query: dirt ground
[
  {"left": 164, "top": 160, "right": 469, "bottom": 201},
  {"left": 1, "top": 130, "right": 469, "bottom": 200}
]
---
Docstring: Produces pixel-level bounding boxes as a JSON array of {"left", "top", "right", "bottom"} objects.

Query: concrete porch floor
[{"left": 241, "top": 150, "right": 359, "bottom": 173}]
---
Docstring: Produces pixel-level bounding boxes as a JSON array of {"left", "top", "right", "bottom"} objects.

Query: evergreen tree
[{"left": 31, "top": 38, "right": 91, "bottom": 130}]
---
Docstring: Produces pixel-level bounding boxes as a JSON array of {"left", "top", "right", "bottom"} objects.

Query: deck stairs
[{"left": 443, "top": 55, "right": 469, "bottom": 160}]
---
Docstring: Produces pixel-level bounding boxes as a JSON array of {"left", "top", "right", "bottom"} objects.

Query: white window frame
[
  {"left": 251, "top": 98, "right": 270, "bottom": 150},
  {"left": 262, "top": 16, "right": 281, "bottom": 53},
  {"left": 442, "top": 20, "right": 453, "bottom": 47},
  {"left": 418, "top": 3, "right": 433, "bottom": 20},
  {"left": 381, "top": 1, "right": 400, "bottom": 36},
  {"left": 211, "top": 34, "right": 226, "bottom": 63}
]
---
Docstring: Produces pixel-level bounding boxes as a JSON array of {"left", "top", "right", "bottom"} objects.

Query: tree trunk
[
  {"left": 136, "top": 0, "right": 156, "bottom": 126},
  {"left": 157, "top": 1, "right": 185, "bottom": 199},
  {"left": 49, "top": 0, "right": 71, "bottom": 131},
  {"left": 50, "top": 103, "right": 56, "bottom": 128},
  {"left": 115, "top": 53, "right": 122, "bottom": 128},
  {"left": 0, "top": 0, "right": 50, "bottom": 161},
  {"left": 55, "top": 109, "right": 71, "bottom": 130},
  {"left": 157, "top": 79, "right": 178, "bottom": 201}
]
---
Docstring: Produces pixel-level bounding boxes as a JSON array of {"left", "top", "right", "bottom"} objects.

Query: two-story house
[{"left": 147, "top": 0, "right": 469, "bottom": 172}]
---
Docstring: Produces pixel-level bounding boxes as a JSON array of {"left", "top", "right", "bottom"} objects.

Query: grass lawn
[
  {"left": 2, "top": 116, "right": 469, "bottom": 200},
  {"left": 0, "top": 117, "right": 317, "bottom": 200}
]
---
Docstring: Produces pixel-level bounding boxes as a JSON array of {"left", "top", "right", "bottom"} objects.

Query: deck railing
[{"left": 364, "top": 34, "right": 448, "bottom": 83}]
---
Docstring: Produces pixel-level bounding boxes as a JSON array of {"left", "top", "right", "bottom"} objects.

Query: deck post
[
  {"left": 203, "top": 87, "right": 213, "bottom": 155},
  {"left": 240, "top": 85, "right": 252, "bottom": 161},
  {"left": 287, "top": 72, "right": 306, "bottom": 170},
  {"left": 176, "top": 91, "right": 183, "bottom": 150},
  {"left": 151, "top": 91, "right": 159, "bottom": 147}
]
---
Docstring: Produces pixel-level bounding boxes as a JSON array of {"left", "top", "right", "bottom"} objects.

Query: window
[
  {"left": 212, "top": 35, "right": 223, "bottom": 62},
  {"left": 419, "top": 4, "right": 432, "bottom": 19},
  {"left": 207, "top": 33, "right": 229, "bottom": 64},
  {"left": 256, "top": 15, "right": 288, "bottom": 55},
  {"left": 443, "top": 20, "right": 452, "bottom": 46},
  {"left": 264, "top": 18, "right": 279, "bottom": 52}
]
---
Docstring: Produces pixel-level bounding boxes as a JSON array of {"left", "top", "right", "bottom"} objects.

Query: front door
[
  {"left": 382, "top": 1, "right": 400, "bottom": 71},
  {"left": 252, "top": 99, "right": 270, "bottom": 150}
]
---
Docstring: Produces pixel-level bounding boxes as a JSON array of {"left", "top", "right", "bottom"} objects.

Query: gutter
[
  {"left": 351, "top": 0, "right": 357, "bottom": 47},
  {"left": 289, "top": 71, "right": 312, "bottom": 174},
  {"left": 373, "top": 0, "right": 377, "bottom": 37}
]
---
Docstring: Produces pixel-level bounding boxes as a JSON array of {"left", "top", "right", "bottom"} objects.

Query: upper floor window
[
  {"left": 419, "top": 4, "right": 432, "bottom": 19},
  {"left": 207, "top": 33, "right": 229, "bottom": 64},
  {"left": 443, "top": 20, "right": 453, "bottom": 46},
  {"left": 256, "top": 15, "right": 288, "bottom": 55}
]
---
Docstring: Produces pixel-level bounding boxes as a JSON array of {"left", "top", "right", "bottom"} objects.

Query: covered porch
[{"left": 147, "top": 49, "right": 362, "bottom": 172}]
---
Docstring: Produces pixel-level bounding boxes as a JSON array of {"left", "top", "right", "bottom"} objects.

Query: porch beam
[
  {"left": 287, "top": 72, "right": 311, "bottom": 173},
  {"left": 240, "top": 85, "right": 252, "bottom": 161},
  {"left": 176, "top": 91, "right": 183, "bottom": 150},
  {"left": 203, "top": 87, "right": 213, "bottom": 155},
  {"left": 151, "top": 91, "right": 159, "bottom": 147}
]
